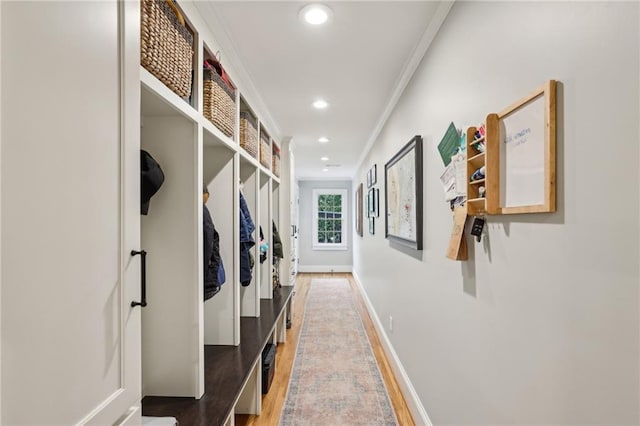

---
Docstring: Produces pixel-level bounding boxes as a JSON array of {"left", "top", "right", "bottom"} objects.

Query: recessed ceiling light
[
  {"left": 318, "top": 137, "right": 329, "bottom": 143},
  {"left": 322, "top": 168, "right": 329, "bottom": 172},
  {"left": 299, "top": 4, "right": 332, "bottom": 26},
  {"left": 321, "top": 156, "right": 329, "bottom": 161},
  {"left": 312, "top": 99, "right": 328, "bottom": 109}
]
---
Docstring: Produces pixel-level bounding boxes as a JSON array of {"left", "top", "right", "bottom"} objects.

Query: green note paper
[{"left": 437, "top": 122, "right": 460, "bottom": 166}]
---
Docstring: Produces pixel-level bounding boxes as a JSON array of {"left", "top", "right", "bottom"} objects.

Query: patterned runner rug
[{"left": 280, "top": 278, "right": 397, "bottom": 425}]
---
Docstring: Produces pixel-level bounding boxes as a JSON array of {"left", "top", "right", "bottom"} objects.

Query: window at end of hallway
[{"left": 312, "top": 189, "right": 348, "bottom": 251}]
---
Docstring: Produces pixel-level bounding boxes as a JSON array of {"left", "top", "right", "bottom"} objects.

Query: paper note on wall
[
  {"left": 437, "top": 122, "right": 460, "bottom": 166},
  {"left": 440, "top": 162, "right": 456, "bottom": 201},
  {"left": 454, "top": 160, "right": 467, "bottom": 197}
]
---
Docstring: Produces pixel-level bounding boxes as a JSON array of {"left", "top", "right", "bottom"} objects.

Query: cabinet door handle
[{"left": 131, "top": 250, "right": 147, "bottom": 308}]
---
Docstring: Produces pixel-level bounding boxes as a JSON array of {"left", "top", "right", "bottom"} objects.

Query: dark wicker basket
[
  {"left": 141, "top": 0, "right": 194, "bottom": 97},
  {"left": 204, "top": 69, "right": 236, "bottom": 138}
]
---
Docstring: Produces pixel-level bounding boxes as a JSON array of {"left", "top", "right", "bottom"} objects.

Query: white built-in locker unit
[{"left": 0, "top": 1, "right": 291, "bottom": 424}]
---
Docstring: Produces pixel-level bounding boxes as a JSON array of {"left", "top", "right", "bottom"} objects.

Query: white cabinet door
[{"left": 1, "top": 1, "right": 141, "bottom": 424}]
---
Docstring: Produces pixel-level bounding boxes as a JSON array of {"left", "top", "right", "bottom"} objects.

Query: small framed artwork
[
  {"left": 367, "top": 188, "right": 375, "bottom": 217},
  {"left": 355, "top": 183, "right": 363, "bottom": 237},
  {"left": 369, "top": 217, "right": 375, "bottom": 235},
  {"left": 367, "top": 164, "right": 377, "bottom": 188},
  {"left": 373, "top": 188, "right": 380, "bottom": 217}
]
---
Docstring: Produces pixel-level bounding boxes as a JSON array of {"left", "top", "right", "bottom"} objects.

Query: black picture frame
[
  {"left": 369, "top": 217, "right": 375, "bottom": 235},
  {"left": 374, "top": 188, "right": 379, "bottom": 217},
  {"left": 367, "top": 188, "right": 375, "bottom": 218},
  {"left": 384, "top": 135, "right": 423, "bottom": 250},
  {"left": 355, "top": 183, "right": 363, "bottom": 237},
  {"left": 367, "top": 164, "right": 377, "bottom": 188}
]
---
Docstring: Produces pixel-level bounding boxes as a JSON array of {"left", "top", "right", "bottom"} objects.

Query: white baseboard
[
  {"left": 352, "top": 270, "right": 432, "bottom": 426},
  {"left": 297, "top": 265, "right": 353, "bottom": 273}
]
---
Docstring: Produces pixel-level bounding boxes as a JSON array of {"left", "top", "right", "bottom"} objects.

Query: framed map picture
[{"left": 384, "top": 135, "right": 423, "bottom": 250}]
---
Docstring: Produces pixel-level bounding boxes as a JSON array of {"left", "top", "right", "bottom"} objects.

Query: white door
[
  {"left": 1, "top": 1, "right": 141, "bottom": 425},
  {"left": 292, "top": 183, "right": 300, "bottom": 275}
]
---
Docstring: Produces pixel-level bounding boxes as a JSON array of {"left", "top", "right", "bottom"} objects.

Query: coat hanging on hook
[
  {"left": 239, "top": 191, "right": 255, "bottom": 287},
  {"left": 140, "top": 150, "right": 165, "bottom": 215}
]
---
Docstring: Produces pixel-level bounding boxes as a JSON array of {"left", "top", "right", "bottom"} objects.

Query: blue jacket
[
  {"left": 203, "top": 204, "right": 224, "bottom": 301},
  {"left": 239, "top": 192, "right": 255, "bottom": 286}
]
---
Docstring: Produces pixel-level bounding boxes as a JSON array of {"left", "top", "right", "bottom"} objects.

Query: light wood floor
[{"left": 235, "top": 273, "right": 415, "bottom": 426}]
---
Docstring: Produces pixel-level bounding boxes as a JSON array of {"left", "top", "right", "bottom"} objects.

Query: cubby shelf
[
  {"left": 466, "top": 126, "right": 487, "bottom": 215},
  {"left": 141, "top": 67, "right": 200, "bottom": 123},
  {"left": 468, "top": 152, "right": 485, "bottom": 162},
  {"left": 202, "top": 116, "right": 237, "bottom": 151},
  {"left": 139, "top": 1, "right": 290, "bottom": 423},
  {"left": 470, "top": 136, "right": 485, "bottom": 145},
  {"left": 465, "top": 116, "right": 499, "bottom": 216}
]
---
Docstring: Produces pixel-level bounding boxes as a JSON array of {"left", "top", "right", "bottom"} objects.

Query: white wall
[
  {"left": 298, "top": 180, "right": 353, "bottom": 272},
  {"left": 353, "top": 2, "right": 640, "bottom": 424}
]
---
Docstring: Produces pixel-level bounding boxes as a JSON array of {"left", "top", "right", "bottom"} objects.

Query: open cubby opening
[
  {"left": 141, "top": 113, "right": 202, "bottom": 398},
  {"left": 259, "top": 174, "right": 273, "bottom": 300},
  {"left": 203, "top": 146, "right": 238, "bottom": 346},
  {"left": 240, "top": 157, "right": 261, "bottom": 318}
]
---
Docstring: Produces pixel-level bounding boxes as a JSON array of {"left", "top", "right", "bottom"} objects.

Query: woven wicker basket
[
  {"left": 239, "top": 112, "right": 258, "bottom": 158},
  {"left": 260, "top": 133, "right": 271, "bottom": 169},
  {"left": 141, "top": 0, "right": 194, "bottom": 98},
  {"left": 272, "top": 144, "right": 281, "bottom": 177},
  {"left": 203, "top": 69, "right": 236, "bottom": 138}
]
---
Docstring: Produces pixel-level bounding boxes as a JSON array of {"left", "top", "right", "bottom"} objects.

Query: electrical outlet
[{"left": 389, "top": 316, "right": 393, "bottom": 333}]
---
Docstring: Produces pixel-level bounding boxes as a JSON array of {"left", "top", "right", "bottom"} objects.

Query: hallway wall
[
  {"left": 298, "top": 180, "right": 353, "bottom": 272},
  {"left": 353, "top": 2, "right": 640, "bottom": 424}
]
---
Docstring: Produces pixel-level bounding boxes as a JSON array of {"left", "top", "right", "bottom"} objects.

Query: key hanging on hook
[{"left": 470, "top": 215, "right": 486, "bottom": 243}]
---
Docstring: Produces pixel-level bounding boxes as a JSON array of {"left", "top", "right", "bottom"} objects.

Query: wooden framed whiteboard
[{"left": 488, "top": 80, "right": 556, "bottom": 214}]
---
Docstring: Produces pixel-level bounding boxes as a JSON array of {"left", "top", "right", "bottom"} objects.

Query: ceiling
[{"left": 197, "top": 2, "right": 447, "bottom": 179}]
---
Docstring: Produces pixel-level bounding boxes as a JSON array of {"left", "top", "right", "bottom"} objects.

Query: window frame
[{"left": 312, "top": 188, "right": 348, "bottom": 251}]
